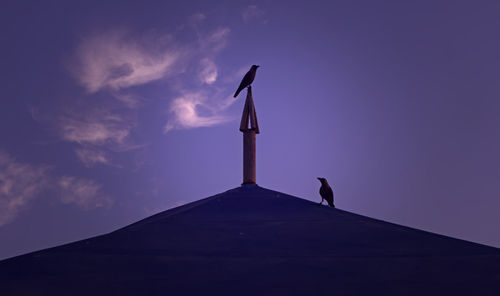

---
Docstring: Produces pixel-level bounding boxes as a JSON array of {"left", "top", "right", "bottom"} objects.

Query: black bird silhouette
[
  {"left": 317, "top": 177, "right": 335, "bottom": 208},
  {"left": 234, "top": 65, "right": 259, "bottom": 98}
]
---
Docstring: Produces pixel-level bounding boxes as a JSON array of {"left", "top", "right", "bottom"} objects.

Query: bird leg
[{"left": 319, "top": 198, "right": 324, "bottom": 205}]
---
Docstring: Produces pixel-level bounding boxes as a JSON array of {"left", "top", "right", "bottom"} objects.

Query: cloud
[
  {"left": 162, "top": 25, "right": 235, "bottom": 133},
  {"left": 71, "top": 30, "right": 180, "bottom": 93},
  {"left": 75, "top": 148, "right": 110, "bottom": 167},
  {"left": 198, "top": 58, "right": 218, "bottom": 84},
  {"left": 242, "top": 5, "right": 267, "bottom": 23},
  {"left": 66, "top": 20, "right": 233, "bottom": 138},
  {"left": 59, "top": 111, "right": 132, "bottom": 146},
  {"left": 189, "top": 12, "right": 206, "bottom": 25},
  {"left": 203, "top": 27, "right": 230, "bottom": 52},
  {"left": 56, "top": 108, "right": 139, "bottom": 167},
  {"left": 188, "top": 13, "right": 230, "bottom": 51},
  {"left": 0, "top": 151, "right": 50, "bottom": 227},
  {"left": 112, "top": 92, "right": 142, "bottom": 109},
  {"left": 164, "top": 92, "right": 234, "bottom": 133},
  {"left": 58, "top": 176, "right": 112, "bottom": 209},
  {"left": 0, "top": 150, "right": 114, "bottom": 227}
]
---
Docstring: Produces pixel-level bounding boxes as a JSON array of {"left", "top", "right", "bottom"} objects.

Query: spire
[
  {"left": 240, "top": 86, "right": 259, "bottom": 185},
  {"left": 239, "top": 86, "right": 259, "bottom": 133}
]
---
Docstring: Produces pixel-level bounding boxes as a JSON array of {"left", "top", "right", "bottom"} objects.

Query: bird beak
[
  {"left": 256, "top": 65, "right": 260, "bottom": 68},
  {"left": 317, "top": 177, "right": 321, "bottom": 180}
]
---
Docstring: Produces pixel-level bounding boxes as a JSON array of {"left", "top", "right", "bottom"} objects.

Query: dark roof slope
[{"left": 1, "top": 186, "right": 499, "bottom": 295}]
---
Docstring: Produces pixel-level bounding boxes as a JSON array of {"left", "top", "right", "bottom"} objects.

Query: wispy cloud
[
  {"left": 198, "top": 58, "right": 218, "bottom": 84},
  {"left": 0, "top": 151, "right": 50, "bottom": 227},
  {"left": 58, "top": 176, "right": 112, "bottom": 209},
  {"left": 202, "top": 27, "right": 230, "bottom": 52},
  {"left": 58, "top": 111, "right": 132, "bottom": 146},
  {"left": 70, "top": 30, "right": 181, "bottom": 93},
  {"left": 56, "top": 107, "right": 139, "bottom": 167},
  {"left": 189, "top": 12, "right": 206, "bottom": 24},
  {"left": 112, "top": 92, "right": 142, "bottom": 109},
  {"left": 0, "top": 150, "right": 113, "bottom": 227},
  {"left": 162, "top": 23, "right": 236, "bottom": 133},
  {"left": 74, "top": 147, "right": 110, "bottom": 167},
  {"left": 65, "top": 17, "right": 235, "bottom": 142},
  {"left": 164, "top": 91, "right": 234, "bottom": 133},
  {"left": 242, "top": 5, "right": 267, "bottom": 23}
]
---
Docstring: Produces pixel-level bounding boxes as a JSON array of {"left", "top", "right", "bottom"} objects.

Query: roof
[{"left": 1, "top": 185, "right": 499, "bottom": 295}]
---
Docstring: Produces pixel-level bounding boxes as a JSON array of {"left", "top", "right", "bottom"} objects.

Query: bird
[
  {"left": 317, "top": 177, "right": 335, "bottom": 208},
  {"left": 234, "top": 65, "right": 259, "bottom": 98}
]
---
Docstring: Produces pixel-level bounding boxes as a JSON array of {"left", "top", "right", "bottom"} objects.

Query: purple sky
[{"left": 1, "top": 1, "right": 500, "bottom": 260}]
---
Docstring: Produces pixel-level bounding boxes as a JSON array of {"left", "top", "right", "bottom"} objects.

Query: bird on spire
[{"left": 234, "top": 65, "right": 259, "bottom": 98}]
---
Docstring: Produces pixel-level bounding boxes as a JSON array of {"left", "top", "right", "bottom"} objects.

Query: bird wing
[
  {"left": 234, "top": 79, "right": 247, "bottom": 98},
  {"left": 234, "top": 70, "right": 253, "bottom": 98},
  {"left": 320, "top": 186, "right": 333, "bottom": 201}
]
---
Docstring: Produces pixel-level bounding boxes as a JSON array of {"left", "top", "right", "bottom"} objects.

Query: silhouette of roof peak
[{"left": 1, "top": 186, "right": 499, "bottom": 295}]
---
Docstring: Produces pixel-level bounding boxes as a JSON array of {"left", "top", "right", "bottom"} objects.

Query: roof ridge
[{"left": 113, "top": 188, "right": 240, "bottom": 233}]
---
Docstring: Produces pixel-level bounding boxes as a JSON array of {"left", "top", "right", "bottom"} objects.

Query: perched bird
[
  {"left": 234, "top": 65, "right": 260, "bottom": 98},
  {"left": 317, "top": 177, "right": 335, "bottom": 208}
]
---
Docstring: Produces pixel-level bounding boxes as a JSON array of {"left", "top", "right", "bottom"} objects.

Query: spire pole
[{"left": 240, "top": 86, "right": 259, "bottom": 185}]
